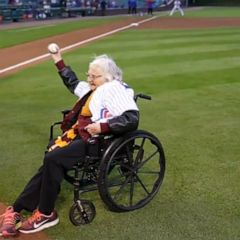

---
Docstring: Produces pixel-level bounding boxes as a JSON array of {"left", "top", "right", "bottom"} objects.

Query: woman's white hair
[{"left": 89, "top": 54, "right": 123, "bottom": 82}]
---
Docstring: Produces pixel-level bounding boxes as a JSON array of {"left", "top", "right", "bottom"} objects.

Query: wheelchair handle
[
  {"left": 134, "top": 93, "right": 152, "bottom": 102},
  {"left": 61, "top": 109, "right": 71, "bottom": 117}
]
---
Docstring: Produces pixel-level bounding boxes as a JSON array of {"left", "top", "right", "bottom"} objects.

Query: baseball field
[{"left": 0, "top": 7, "right": 240, "bottom": 240}]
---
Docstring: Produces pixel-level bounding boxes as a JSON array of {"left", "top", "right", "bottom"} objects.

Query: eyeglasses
[{"left": 86, "top": 72, "right": 102, "bottom": 81}]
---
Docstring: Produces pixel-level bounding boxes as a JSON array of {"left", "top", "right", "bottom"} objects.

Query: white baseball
[{"left": 48, "top": 43, "right": 59, "bottom": 54}]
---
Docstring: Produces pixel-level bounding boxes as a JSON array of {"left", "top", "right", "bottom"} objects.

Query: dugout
[
  {"left": 62, "top": 7, "right": 94, "bottom": 17},
  {"left": 0, "top": 5, "right": 27, "bottom": 22}
]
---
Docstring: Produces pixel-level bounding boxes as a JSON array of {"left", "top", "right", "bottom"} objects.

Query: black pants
[
  {"left": 148, "top": 8, "right": 153, "bottom": 15},
  {"left": 13, "top": 139, "right": 86, "bottom": 215}
]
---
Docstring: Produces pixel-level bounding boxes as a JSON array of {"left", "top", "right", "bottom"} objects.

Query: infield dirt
[{"left": 1, "top": 16, "right": 240, "bottom": 77}]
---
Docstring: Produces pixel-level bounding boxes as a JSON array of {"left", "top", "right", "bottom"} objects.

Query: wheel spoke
[
  {"left": 119, "top": 162, "right": 134, "bottom": 172},
  {"left": 136, "top": 149, "right": 159, "bottom": 170},
  {"left": 129, "top": 174, "right": 135, "bottom": 206},
  {"left": 134, "top": 173, "right": 150, "bottom": 195},
  {"left": 134, "top": 137, "right": 146, "bottom": 166},
  {"left": 138, "top": 170, "right": 160, "bottom": 175},
  {"left": 112, "top": 174, "right": 132, "bottom": 201}
]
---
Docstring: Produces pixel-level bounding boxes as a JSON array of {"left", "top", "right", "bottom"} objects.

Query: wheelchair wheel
[
  {"left": 69, "top": 200, "right": 96, "bottom": 226},
  {"left": 98, "top": 130, "right": 165, "bottom": 212}
]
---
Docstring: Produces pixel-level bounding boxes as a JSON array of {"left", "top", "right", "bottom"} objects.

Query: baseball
[{"left": 48, "top": 43, "right": 59, "bottom": 54}]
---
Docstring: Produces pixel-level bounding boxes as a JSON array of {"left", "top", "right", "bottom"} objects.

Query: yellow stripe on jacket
[{"left": 49, "top": 93, "right": 93, "bottom": 152}]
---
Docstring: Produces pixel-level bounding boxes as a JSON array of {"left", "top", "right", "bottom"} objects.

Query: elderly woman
[{"left": 0, "top": 47, "right": 139, "bottom": 237}]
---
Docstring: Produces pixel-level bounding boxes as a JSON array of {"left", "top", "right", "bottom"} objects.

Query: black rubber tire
[{"left": 97, "top": 130, "right": 165, "bottom": 212}]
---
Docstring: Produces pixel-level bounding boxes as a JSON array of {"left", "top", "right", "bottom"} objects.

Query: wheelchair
[{"left": 49, "top": 93, "right": 166, "bottom": 226}]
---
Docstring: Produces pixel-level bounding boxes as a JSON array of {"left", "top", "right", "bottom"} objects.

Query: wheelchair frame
[{"left": 49, "top": 94, "right": 166, "bottom": 226}]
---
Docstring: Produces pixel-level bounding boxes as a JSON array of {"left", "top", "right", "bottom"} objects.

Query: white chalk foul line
[{"left": 0, "top": 16, "right": 157, "bottom": 75}]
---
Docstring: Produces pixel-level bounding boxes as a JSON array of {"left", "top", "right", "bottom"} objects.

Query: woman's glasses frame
[{"left": 86, "top": 72, "right": 102, "bottom": 81}]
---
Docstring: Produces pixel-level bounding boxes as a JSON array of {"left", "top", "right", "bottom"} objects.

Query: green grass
[
  {"left": 0, "top": 7, "right": 240, "bottom": 240},
  {"left": 185, "top": 6, "right": 240, "bottom": 17},
  {"left": 1, "top": 6, "right": 240, "bottom": 49},
  {"left": 0, "top": 16, "right": 126, "bottom": 48}
]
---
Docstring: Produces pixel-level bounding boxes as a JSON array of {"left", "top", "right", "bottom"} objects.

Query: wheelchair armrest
[{"left": 87, "top": 134, "right": 114, "bottom": 145}]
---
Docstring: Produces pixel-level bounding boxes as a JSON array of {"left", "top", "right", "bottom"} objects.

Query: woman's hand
[
  {"left": 48, "top": 43, "right": 62, "bottom": 63},
  {"left": 85, "top": 123, "right": 101, "bottom": 136},
  {"left": 51, "top": 51, "right": 62, "bottom": 63}
]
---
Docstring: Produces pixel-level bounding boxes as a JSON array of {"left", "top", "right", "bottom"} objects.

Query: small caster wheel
[{"left": 69, "top": 200, "right": 96, "bottom": 226}]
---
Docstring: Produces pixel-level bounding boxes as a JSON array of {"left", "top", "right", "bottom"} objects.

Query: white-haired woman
[{"left": 0, "top": 48, "right": 139, "bottom": 236}]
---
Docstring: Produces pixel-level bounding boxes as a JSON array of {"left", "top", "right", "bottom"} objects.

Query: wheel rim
[
  {"left": 70, "top": 201, "right": 96, "bottom": 225},
  {"left": 103, "top": 133, "right": 165, "bottom": 211}
]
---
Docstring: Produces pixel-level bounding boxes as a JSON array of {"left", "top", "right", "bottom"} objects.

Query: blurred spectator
[
  {"left": 146, "top": 0, "right": 154, "bottom": 15},
  {"left": 43, "top": 0, "right": 51, "bottom": 16},
  {"left": 93, "top": 0, "right": 99, "bottom": 10},
  {"left": 100, "top": 0, "right": 106, "bottom": 15},
  {"left": 132, "top": 0, "right": 137, "bottom": 14},
  {"left": 8, "top": 0, "right": 16, "bottom": 5},
  {"left": 128, "top": 0, "right": 136, "bottom": 14},
  {"left": 128, "top": 0, "right": 131, "bottom": 13},
  {"left": 71, "top": 0, "right": 77, "bottom": 6},
  {"left": 66, "top": 0, "right": 71, "bottom": 8},
  {"left": 15, "top": 0, "right": 23, "bottom": 5},
  {"left": 75, "top": 0, "right": 81, "bottom": 7},
  {"left": 60, "top": 0, "right": 66, "bottom": 7},
  {"left": 86, "top": 0, "right": 90, "bottom": 7},
  {"left": 111, "top": 0, "right": 116, "bottom": 8},
  {"left": 50, "top": 0, "right": 58, "bottom": 6}
]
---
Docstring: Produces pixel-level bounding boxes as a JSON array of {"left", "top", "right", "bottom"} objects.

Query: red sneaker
[
  {"left": 0, "top": 206, "right": 21, "bottom": 237},
  {"left": 19, "top": 209, "right": 59, "bottom": 234}
]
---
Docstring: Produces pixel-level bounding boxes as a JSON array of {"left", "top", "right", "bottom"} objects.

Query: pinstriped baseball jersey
[
  {"left": 90, "top": 80, "right": 138, "bottom": 122},
  {"left": 74, "top": 81, "right": 91, "bottom": 99},
  {"left": 73, "top": 80, "right": 138, "bottom": 123}
]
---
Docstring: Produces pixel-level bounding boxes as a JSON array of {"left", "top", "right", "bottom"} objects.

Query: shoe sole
[
  {"left": 0, "top": 224, "right": 21, "bottom": 237},
  {"left": 19, "top": 218, "right": 59, "bottom": 234},
  {"left": 0, "top": 230, "right": 18, "bottom": 237}
]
